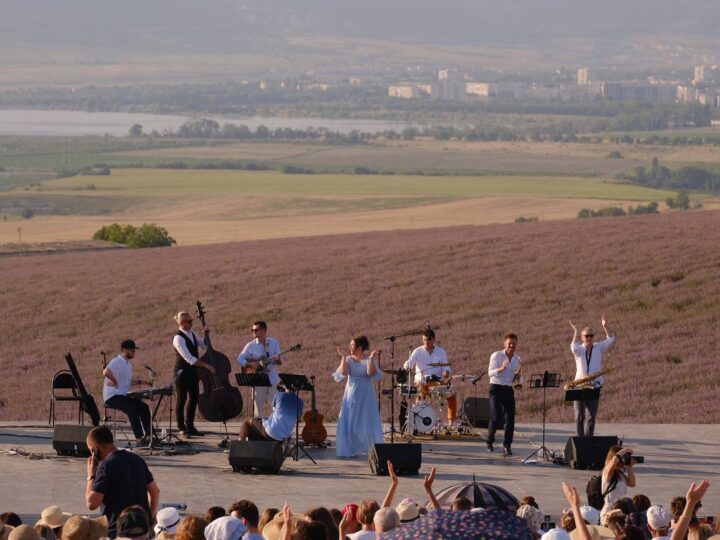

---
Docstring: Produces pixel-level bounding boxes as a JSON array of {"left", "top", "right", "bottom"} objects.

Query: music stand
[
  {"left": 235, "top": 373, "right": 272, "bottom": 388},
  {"left": 278, "top": 373, "right": 315, "bottom": 464},
  {"left": 522, "top": 371, "right": 561, "bottom": 464}
]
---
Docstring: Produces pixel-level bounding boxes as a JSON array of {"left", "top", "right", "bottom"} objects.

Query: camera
[{"left": 621, "top": 453, "right": 644, "bottom": 465}]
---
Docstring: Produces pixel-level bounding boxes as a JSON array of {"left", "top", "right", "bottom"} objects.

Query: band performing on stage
[{"left": 90, "top": 306, "right": 618, "bottom": 460}]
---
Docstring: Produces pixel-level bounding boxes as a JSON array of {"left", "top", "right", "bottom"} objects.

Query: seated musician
[
  {"left": 103, "top": 339, "right": 152, "bottom": 446},
  {"left": 236, "top": 321, "right": 284, "bottom": 418},
  {"left": 404, "top": 329, "right": 457, "bottom": 425},
  {"left": 237, "top": 388, "right": 304, "bottom": 443}
]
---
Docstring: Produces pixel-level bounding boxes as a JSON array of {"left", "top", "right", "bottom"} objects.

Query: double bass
[{"left": 195, "top": 300, "right": 243, "bottom": 422}]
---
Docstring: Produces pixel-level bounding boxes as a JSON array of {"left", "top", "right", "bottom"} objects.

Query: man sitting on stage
[
  {"left": 404, "top": 329, "right": 457, "bottom": 425},
  {"left": 237, "top": 388, "right": 303, "bottom": 443},
  {"left": 103, "top": 339, "right": 152, "bottom": 447}
]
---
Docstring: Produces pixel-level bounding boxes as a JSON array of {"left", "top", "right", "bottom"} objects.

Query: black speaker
[
  {"left": 368, "top": 443, "right": 422, "bottom": 476},
  {"left": 53, "top": 424, "right": 92, "bottom": 457},
  {"left": 228, "top": 440, "right": 285, "bottom": 474},
  {"left": 463, "top": 397, "right": 504, "bottom": 429},
  {"left": 565, "top": 436, "right": 620, "bottom": 470}
]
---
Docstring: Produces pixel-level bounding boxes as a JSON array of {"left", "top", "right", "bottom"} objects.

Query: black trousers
[
  {"left": 574, "top": 397, "right": 600, "bottom": 437},
  {"left": 174, "top": 366, "right": 199, "bottom": 431},
  {"left": 487, "top": 384, "right": 515, "bottom": 447},
  {"left": 105, "top": 395, "right": 151, "bottom": 439}
]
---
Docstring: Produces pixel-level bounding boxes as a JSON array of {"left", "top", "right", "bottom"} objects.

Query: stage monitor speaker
[
  {"left": 228, "top": 440, "right": 285, "bottom": 474},
  {"left": 565, "top": 436, "right": 620, "bottom": 470},
  {"left": 463, "top": 397, "right": 504, "bottom": 430},
  {"left": 53, "top": 424, "right": 92, "bottom": 457},
  {"left": 368, "top": 443, "right": 421, "bottom": 476}
]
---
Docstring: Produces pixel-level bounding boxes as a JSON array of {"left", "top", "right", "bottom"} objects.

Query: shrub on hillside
[
  {"left": 628, "top": 202, "right": 659, "bottom": 215},
  {"left": 577, "top": 207, "right": 626, "bottom": 218},
  {"left": 93, "top": 223, "right": 175, "bottom": 248},
  {"left": 666, "top": 191, "right": 691, "bottom": 210},
  {"left": 514, "top": 216, "right": 539, "bottom": 223}
]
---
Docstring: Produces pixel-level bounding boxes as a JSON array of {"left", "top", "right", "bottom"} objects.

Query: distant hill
[{"left": 1, "top": 0, "right": 718, "bottom": 64}]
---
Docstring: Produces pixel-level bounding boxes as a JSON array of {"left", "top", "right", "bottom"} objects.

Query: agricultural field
[
  {"left": 0, "top": 167, "right": 684, "bottom": 245},
  {"left": 1, "top": 210, "right": 719, "bottom": 424}
]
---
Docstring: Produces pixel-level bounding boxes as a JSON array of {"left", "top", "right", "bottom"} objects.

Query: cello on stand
[{"left": 195, "top": 300, "right": 243, "bottom": 447}]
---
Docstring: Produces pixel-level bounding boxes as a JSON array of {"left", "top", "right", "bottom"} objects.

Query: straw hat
[
  {"left": 62, "top": 516, "right": 108, "bottom": 540},
  {"left": 35, "top": 507, "right": 72, "bottom": 529},
  {"left": 1, "top": 525, "right": 14, "bottom": 540},
  {"left": 8, "top": 525, "right": 40, "bottom": 540}
]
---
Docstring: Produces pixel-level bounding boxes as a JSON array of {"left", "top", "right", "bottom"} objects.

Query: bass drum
[{"left": 408, "top": 401, "right": 438, "bottom": 435}]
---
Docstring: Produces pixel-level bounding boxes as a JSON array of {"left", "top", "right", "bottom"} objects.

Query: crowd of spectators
[{"left": 1, "top": 435, "right": 716, "bottom": 540}]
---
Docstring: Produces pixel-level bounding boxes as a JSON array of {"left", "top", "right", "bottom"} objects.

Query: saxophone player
[
  {"left": 486, "top": 333, "right": 520, "bottom": 456},
  {"left": 569, "top": 315, "right": 616, "bottom": 437}
]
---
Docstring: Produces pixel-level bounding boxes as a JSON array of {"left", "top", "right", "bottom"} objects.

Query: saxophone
[
  {"left": 512, "top": 366, "right": 523, "bottom": 390},
  {"left": 564, "top": 367, "right": 614, "bottom": 390}
]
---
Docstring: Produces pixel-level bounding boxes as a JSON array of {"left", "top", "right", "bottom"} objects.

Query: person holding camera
[{"left": 601, "top": 446, "right": 637, "bottom": 516}]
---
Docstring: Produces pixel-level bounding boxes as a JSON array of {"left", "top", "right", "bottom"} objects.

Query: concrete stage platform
[{"left": 0, "top": 422, "right": 717, "bottom": 521}]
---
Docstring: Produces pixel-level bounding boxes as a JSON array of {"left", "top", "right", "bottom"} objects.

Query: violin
[
  {"left": 195, "top": 300, "right": 243, "bottom": 422},
  {"left": 301, "top": 375, "right": 327, "bottom": 446}
]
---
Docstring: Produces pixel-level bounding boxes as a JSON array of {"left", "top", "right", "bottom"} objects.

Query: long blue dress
[{"left": 334, "top": 356, "right": 383, "bottom": 457}]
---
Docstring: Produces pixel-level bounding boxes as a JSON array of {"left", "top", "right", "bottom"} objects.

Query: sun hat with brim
[
  {"left": 61, "top": 515, "right": 108, "bottom": 540},
  {"left": 154, "top": 507, "right": 182, "bottom": 535},
  {"left": 396, "top": 498, "right": 420, "bottom": 523},
  {"left": 579, "top": 505, "right": 600, "bottom": 525},
  {"left": 35, "top": 506, "right": 73, "bottom": 529},
  {"left": 8, "top": 525, "right": 40, "bottom": 540},
  {"left": 1, "top": 525, "right": 14, "bottom": 540}
]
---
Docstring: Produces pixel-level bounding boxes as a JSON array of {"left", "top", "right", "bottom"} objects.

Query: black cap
[
  {"left": 116, "top": 510, "right": 149, "bottom": 538},
  {"left": 120, "top": 339, "right": 139, "bottom": 350}
]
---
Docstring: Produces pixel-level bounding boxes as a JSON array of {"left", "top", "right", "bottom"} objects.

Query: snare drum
[{"left": 408, "top": 401, "right": 439, "bottom": 434}]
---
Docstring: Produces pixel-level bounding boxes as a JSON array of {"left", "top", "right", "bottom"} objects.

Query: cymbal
[
  {"left": 452, "top": 374, "right": 480, "bottom": 381},
  {"left": 428, "top": 362, "right": 451, "bottom": 367},
  {"left": 382, "top": 368, "right": 405, "bottom": 375}
]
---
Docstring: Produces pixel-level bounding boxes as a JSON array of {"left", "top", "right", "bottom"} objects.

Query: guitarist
[
  {"left": 172, "top": 311, "right": 216, "bottom": 437},
  {"left": 236, "top": 321, "right": 284, "bottom": 418}
]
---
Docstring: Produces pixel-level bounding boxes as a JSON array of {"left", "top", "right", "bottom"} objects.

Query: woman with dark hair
[
  {"left": 600, "top": 445, "right": 636, "bottom": 516},
  {"left": 334, "top": 335, "right": 383, "bottom": 458},
  {"left": 304, "top": 508, "right": 337, "bottom": 539}
]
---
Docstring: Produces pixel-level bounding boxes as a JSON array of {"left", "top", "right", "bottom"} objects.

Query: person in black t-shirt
[{"left": 85, "top": 426, "right": 160, "bottom": 537}]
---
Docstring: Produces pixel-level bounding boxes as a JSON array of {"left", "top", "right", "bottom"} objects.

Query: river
[{"left": 0, "top": 109, "right": 416, "bottom": 137}]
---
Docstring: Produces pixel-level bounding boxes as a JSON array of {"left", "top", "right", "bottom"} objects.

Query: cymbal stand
[{"left": 384, "top": 336, "right": 399, "bottom": 443}]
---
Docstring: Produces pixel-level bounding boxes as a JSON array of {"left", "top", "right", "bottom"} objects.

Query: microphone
[{"left": 471, "top": 373, "right": 485, "bottom": 385}]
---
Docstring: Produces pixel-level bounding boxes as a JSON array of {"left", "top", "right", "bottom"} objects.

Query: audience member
[
  {"left": 372, "top": 508, "right": 399, "bottom": 536},
  {"left": 339, "top": 505, "right": 359, "bottom": 535},
  {"left": 204, "top": 516, "right": 246, "bottom": 540},
  {"left": 346, "top": 500, "right": 378, "bottom": 540},
  {"left": 0, "top": 516, "right": 22, "bottom": 528},
  {"left": 228, "top": 500, "right": 262, "bottom": 540},
  {"left": 154, "top": 507, "right": 182, "bottom": 539},
  {"left": 258, "top": 509, "right": 279, "bottom": 534},
  {"left": 451, "top": 497, "right": 473, "bottom": 512},
  {"left": 174, "top": 516, "right": 208, "bottom": 540},
  {"left": 623, "top": 524, "right": 646, "bottom": 540},
  {"left": 8, "top": 525, "right": 40, "bottom": 540},
  {"left": 395, "top": 498, "right": 421, "bottom": 524},
  {"left": 116, "top": 510, "right": 150, "bottom": 540},
  {"left": 1, "top": 523, "right": 14, "bottom": 540},
  {"left": 688, "top": 523, "right": 715, "bottom": 540},
  {"left": 518, "top": 504, "right": 545, "bottom": 539},
  {"left": 328, "top": 510, "right": 342, "bottom": 529},
  {"left": 579, "top": 506, "right": 600, "bottom": 526},
  {"left": 60, "top": 516, "right": 108, "bottom": 540},
  {"left": 32, "top": 527, "right": 54, "bottom": 540},
  {"left": 205, "top": 507, "right": 227, "bottom": 524},
  {"left": 647, "top": 504, "right": 671, "bottom": 539},
  {"left": 304, "top": 508, "right": 336, "bottom": 539},
  {"left": 560, "top": 509, "right": 577, "bottom": 533},
  {"left": 85, "top": 426, "right": 160, "bottom": 537},
  {"left": 35, "top": 506, "right": 71, "bottom": 540},
  {"left": 259, "top": 513, "right": 286, "bottom": 540},
  {"left": 670, "top": 481, "right": 710, "bottom": 540}
]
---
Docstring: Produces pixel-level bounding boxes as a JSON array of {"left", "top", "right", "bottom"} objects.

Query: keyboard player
[{"left": 103, "top": 339, "right": 152, "bottom": 446}]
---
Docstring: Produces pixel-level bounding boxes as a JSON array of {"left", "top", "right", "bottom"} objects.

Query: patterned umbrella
[
  {"left": 381, "top": 507, "right": 532, "bottom": 540},
  {"left": 432, "top": 475, "right": 520, "bottom": 512}
]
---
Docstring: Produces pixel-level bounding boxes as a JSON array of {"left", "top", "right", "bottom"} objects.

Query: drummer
[{"left": 404, "top": 328, "right": 457, "bottom": 425}]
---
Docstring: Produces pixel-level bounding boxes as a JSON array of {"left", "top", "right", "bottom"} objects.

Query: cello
[{"left": 195, "top": 300, "right": 243, "bottom": 422}]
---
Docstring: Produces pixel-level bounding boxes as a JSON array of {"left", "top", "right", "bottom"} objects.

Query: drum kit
[{"left": 383, "top": 362, "right": 481, "bottom": 439}]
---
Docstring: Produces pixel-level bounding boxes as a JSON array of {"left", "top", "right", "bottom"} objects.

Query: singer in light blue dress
[{"left": 334, "top": 335, "right": 383, "bottom": 458}]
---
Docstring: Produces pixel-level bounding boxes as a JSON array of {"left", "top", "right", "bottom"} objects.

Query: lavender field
[{"left": 2, "top": 210, "right": 719, "bottom": 424}]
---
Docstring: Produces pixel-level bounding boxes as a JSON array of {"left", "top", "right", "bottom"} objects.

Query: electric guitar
[{"left": 242, "top": 343, "right": 302, "bottom": 373}]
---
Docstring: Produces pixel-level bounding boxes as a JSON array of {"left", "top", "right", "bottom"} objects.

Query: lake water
[{"left": 0, "top": 109, "right": 416, "bottom": 137}]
